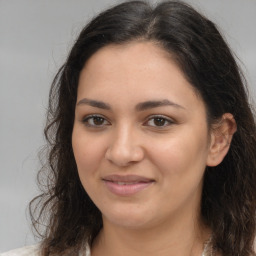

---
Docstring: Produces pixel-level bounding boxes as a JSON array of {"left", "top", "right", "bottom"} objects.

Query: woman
[{"left": 2, "top": 1, "right": 256, "bottom": 255}]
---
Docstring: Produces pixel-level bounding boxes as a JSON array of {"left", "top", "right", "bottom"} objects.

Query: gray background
[{"left": 0, "top": 0, "right": 255, "bottom": 252}]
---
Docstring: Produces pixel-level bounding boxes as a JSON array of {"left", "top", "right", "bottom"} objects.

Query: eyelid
[
  {"left": 144, "top": 114, "right": 175, "bottom": 127},
  {"left": 80, "top": 114, "right": 175, "bottom": 128},
  {"left": 81, "top": 114, "right": 111, "bottom": 127}
]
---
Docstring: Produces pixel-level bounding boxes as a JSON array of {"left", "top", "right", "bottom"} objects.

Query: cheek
[
  {"left": 72, "top": 129, "right": 104, "bottom": 178},
  {"left": 149, "top": 132, "right": 209, "bottom": 206},
  {"left": 148, "top": 128, "right": 209, "bottom": 177},
  {"left": 72, "top": 134, "right": 105, "bottom": 204}
]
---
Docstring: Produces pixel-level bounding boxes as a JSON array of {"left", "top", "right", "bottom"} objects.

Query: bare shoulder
[{"left": 0, "top": 244, "right": 40, "bottom": 256}]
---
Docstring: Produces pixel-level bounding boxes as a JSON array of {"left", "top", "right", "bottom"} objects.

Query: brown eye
[
  {"left": 82, "top": 115, "right": 110, "bottom": 127},
  {"left": 153, "top": 117, "right": 166, "bottom": 126},
  {"left": 145, "top": 115, "right": 174, "bottom": 127},
  {"left": 92, "top": 116, "right": 105, "bottom": 125}
]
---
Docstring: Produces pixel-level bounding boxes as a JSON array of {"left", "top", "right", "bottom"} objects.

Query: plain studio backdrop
[{"left": 0, "top": 0, "right": 255, "bottom": 252}]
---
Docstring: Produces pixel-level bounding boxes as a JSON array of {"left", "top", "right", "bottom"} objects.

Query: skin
[{"left": 72, "top": 41, "right": 236, "bottom": 256}]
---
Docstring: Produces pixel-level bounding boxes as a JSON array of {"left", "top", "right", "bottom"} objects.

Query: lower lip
[{"left": 103, "top": 180, "right": 154, "bottom": 196}]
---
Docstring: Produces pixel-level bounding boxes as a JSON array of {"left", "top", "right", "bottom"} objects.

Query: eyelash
[
  {"left": 81, "top": 114, "right": 174, "bottom": 128},
  {"left": 82, "top": 114, "right": 110, "bottom": 128},
  {"left": 144, "top": 115, "right": 174, "bottom": 128}
]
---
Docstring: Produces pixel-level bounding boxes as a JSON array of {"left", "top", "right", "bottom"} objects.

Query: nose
[{"left": 105, "top": 126, "right": 144, "bottom": 167}]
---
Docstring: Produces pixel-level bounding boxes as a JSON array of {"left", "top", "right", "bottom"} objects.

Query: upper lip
[{"left": 102, "top": 175, "right": 154, "bottom": 183}]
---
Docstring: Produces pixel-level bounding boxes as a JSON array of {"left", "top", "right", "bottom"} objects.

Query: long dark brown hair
[{"left": 30, "top": 1, "right": 256, "bottom": 255}]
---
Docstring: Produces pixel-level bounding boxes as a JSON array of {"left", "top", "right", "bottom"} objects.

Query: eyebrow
[
  {"left": 135, "top": 99, "right": 185, "bottom": 111},
  {"left": 77, "top": 98, "right": 111, "bottom": 110},
  {"left": 76, "top": 98, "right": 185, "bottom": 111}
]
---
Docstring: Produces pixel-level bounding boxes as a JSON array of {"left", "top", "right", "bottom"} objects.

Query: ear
[{"left": 206, "top": 113, "right": 237, "bottom": 167}]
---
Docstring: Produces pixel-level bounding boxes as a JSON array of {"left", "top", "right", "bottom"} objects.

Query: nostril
[{"left": 105, "top": 144, "right": 144, "bottom": 166}]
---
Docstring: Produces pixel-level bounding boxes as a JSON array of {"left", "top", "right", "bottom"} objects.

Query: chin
[
  {"left": 106, "top": 216, "right": 152, "bottom": 230},
  {"left": 102, "top": 206, "right": 158, "bottom": 230}
]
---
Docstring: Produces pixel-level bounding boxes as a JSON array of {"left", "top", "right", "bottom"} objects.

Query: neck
[{"left": 92, "top": 210, "right": 210, "bottom": 256}]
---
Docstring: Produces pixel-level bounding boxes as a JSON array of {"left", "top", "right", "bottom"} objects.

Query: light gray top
[{"left": 0, "top": 244, "right": 91, "bottom": 256}]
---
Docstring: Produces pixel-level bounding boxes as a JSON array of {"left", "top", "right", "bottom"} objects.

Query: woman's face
[{"left": 72, "top": 42, "right": 213, "bottom": 229}]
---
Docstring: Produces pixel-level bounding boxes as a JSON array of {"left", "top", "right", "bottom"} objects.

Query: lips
[
  {"left": 102, "top": 175, "right": 155, "bottom": 196},
  {"left": 112, "top": 181, "right": 141, "bottom": 185}
]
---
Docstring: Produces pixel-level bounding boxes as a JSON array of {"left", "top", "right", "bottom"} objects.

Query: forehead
[
  {"left": 77, "top": 41, "right": 205, "bottom": 114},
  {"left": 82, "top": 41, "right": 175, "bottom": 78}
]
